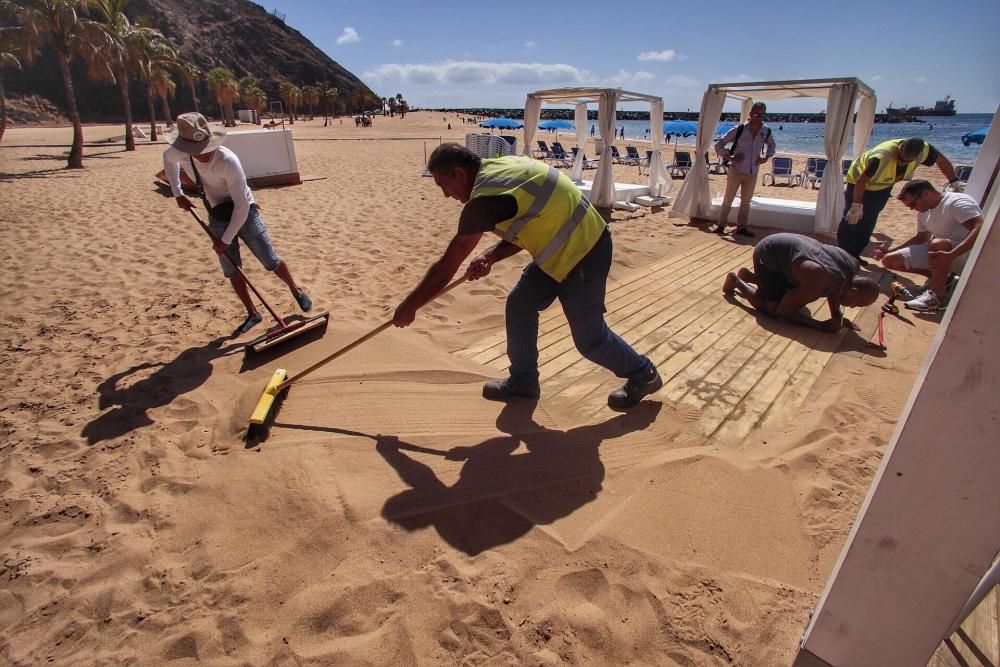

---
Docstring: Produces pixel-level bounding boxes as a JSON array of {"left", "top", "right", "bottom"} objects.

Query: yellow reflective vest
[
  {"left": 846, "top": 139, "right": 931, "bottom": 190},
  {"left": 471, "top": 157, "right": 607, "bottom": 281}
]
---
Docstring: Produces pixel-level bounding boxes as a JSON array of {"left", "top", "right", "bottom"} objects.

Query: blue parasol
[
  {"left": 539, "top": 119, "right": 575, "bottom": 130},
  {"left": 961, "top": 127, "right": 988, "bottom": 147},
  {"left": 662, "top": 120, "right": 698, "bottom": 138},
  {"left": 479, "top": 117, "right": 523, "bottom": 129},
  {"left": 715, "top": 122, "right": 737, "bottom": 137}
]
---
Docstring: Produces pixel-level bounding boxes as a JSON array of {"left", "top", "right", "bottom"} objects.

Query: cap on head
[{"left": 168, "top": 112, "right": 227, "bottom": 154}]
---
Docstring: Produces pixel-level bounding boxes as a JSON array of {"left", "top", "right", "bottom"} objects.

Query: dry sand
[{"left": 0, "top": 111, "right": 949, "bottom": 664}]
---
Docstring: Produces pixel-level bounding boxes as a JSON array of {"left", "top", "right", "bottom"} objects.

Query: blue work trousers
[
  {"left": 505, "top": 231, "right": 653, "bottom": 386},
  {"left": 836, "top": 184, "right": 893, "bottom": 259}
]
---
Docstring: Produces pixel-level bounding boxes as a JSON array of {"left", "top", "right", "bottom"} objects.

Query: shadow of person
[
  {"left": 376, "top": 400, "right": 662, "bottom": 555},
  {"left": 81, "top": 337, "right": 237, "bottom": 445}
]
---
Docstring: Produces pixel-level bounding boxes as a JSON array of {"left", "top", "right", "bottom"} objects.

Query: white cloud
[
  {"left": 638, "top": 49, "right": 684, "bottom": 62},
  {"left": 665, "top": 74, "right": 701, "bottom": 87},
  {"left": 362, "top": 60, "right": 590, "bottom": 87},
  {"left": 391, "top": 39, "right": 403, "bottom": 47},
  {"left": 870, "top": 74, "right": 882, "bottom": 82},
  {"left": 633, "top": 71, "right": 655, "bottom": 83},
  {"left": 336, "top": 27, "right": 360, "bottom": 45},
  {"left": 524, "top": 41, "right": 537, "bottom": 50}
]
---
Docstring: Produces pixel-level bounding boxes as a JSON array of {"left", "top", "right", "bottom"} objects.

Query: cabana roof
[
  {"left": 528, "top": 87, "right": 664, "bottom": 105},
  {"left": 709, "top": 77, "right": 876, "bottom": 101}
]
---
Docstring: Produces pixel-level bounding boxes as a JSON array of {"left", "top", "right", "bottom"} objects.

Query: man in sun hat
[
  {"left": 837, "top": 137, "right": 957, "bottom": 263},
  {"left": 163, "top": 112, "right": 313, "bottom": 336}
]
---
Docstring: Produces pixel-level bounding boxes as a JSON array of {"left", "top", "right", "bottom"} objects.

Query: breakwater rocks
[{"left": 434, "top": 109, "right": 926, "bottom": 124}]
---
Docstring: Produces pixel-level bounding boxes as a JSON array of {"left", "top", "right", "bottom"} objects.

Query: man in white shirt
[
  {"left": 712, "top": 102, "right": 776, "bottom": 237},
  {"left": 163, "top": 113, "right": 312, "bottom": 335},
  {"left": 878, "top": 179, "right": 984, "bottom": 312}
]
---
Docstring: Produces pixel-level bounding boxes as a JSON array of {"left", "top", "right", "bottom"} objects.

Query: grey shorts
[
  {"left": 209, "top": 205, "right": 281, "bottom": 278},
  {"left": 897, "top": 243, "right": 968, "bottom": 274}
]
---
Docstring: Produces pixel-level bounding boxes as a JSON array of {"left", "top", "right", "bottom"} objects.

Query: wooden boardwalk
[{"left": 456, "top": 238, "right": 866, "bottom": 441}]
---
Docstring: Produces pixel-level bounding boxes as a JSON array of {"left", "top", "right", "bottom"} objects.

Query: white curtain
[
  {"left": 592, "top": 90, "right": 620, "bottom": 207},
  {"left": 647, "top": 99, "right": 671, "bottom": 197},
  {"left": 673, "top": 86, "right": 727, "bottom": 219},
  {"left": 522, "top": 95, "right": 542, "bottom": 157},
  {"left": 570, "top": 102, "right": 588, "bottom": 182},
  {"left": 852, "top": 92, "right": 877, "bottom": 160},
  {"left": 816, "top": 82, "right": 858, "bottom": 233},
  {"left": 740, "top": 98, "right": 753, "bottom": 123}
]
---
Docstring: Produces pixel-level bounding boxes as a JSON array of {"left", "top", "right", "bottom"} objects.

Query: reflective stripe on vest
[
  {"left": 471, "top": 157, "right": 606, "bottom": 281},
  {"left": 847, "top": 139, "right": 930, "bottom": 190}
]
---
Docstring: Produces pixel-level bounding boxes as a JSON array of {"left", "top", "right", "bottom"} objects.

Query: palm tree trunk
[
  {"left": 159, "top": 92, "right": 172, "bottom": 129},
  {"left": 188, "top": 82, "right": 199, "bottom": 113},
  {"left": 146, "top": 87, "right": 157, "bottom": 142},
  {"left": 57, "top": 50, "right": 84, "bottom": 169},
  {"left": 118, "top": 64, "right": 135, "bottom": 151},
  {"left": 0, "top": 79, "right": 7, "bottom": 143}
]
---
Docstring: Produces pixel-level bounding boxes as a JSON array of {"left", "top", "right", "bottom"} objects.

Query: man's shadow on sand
[
  {"left": 81, "top": 337, "right": 239, "bottom": 445},
  {"left": 376, "top": 400, "right": 661, "bottom": 555}
]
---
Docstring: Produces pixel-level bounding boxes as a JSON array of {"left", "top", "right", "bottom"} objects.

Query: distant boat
[{"left": 885, "top": 95, "right": 957, "bottom": 117}]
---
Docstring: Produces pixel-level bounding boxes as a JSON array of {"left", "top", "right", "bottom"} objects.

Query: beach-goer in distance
[
  {"left": 838, "top": 137, "right": 957, "bottom": 263},
  {"left": 876, "top": 179, "right": 984, "bottom": 312},
  {"left": 723, "top": 232, "right": 880, "bottom": 332},
  {"left": 392, "top": 143, "right": 662, "bottom": 411},
  {"left": 712, "top": 101, "right": 776, "bottom": 237},
  {"left": 163, "top": 112, "right": 313, "bottom": 336}
]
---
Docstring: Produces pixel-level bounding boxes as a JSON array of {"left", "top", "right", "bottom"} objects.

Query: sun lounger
[
  {"left": 669, "top": 151, "right": 692, "bottom": 178},
  {"left": 761, "top": 156, "right": 799, "bottom": 186}
]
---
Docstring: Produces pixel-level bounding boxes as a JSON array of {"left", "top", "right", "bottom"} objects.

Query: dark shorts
[
  {"left": 209, "top": 204, "right": 281, "bottom": 278},
  {"left": 752, "top": 245, "right": 793, "bottom": 304}
]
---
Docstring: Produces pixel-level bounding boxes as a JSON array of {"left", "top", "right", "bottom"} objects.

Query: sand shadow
[
  {"left": 376, "top": 400, "right": 661, "bottom": 555},
  {"left": 82, "top": 337, "right": 240, "bottom": 445},
  {"left": 0, "top": 167, "right": 83, "bottom": 182}
]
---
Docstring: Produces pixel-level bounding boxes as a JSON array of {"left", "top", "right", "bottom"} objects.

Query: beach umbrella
[
  {"left": 479, "top": 117, "right": 523, "bottom": 130},
  {"left": 961, "top": 127, "right": 988, "bottom": 147},
  {"left": 538, "top": 119, "right": 575, "bottom": 130},
  {"left": 715, "top": 122, "right": 736, "bottom": 137},
  {"left": 663, "top": 120, "right": 698, "bottom": 156}
]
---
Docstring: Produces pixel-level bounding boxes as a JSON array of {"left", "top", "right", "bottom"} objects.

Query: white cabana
[
  {"left": 671, "top": 77, "right": 877, "bottom": 234},
  {"left": 523, "top": 87, "right": 671, "bottom": 208}
]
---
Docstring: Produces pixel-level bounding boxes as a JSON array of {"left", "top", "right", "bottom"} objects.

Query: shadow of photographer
[{"left": 376, "top": 400, "right": 662, "bottom": 555}]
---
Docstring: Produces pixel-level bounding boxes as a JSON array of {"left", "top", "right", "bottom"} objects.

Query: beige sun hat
[{"left": 167, "top": 112, "right": 227, "bottom": 154}]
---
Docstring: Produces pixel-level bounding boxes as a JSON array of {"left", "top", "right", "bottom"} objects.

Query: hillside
[{"left": 5, "top": 0, "right": 378, "bottom": 124}]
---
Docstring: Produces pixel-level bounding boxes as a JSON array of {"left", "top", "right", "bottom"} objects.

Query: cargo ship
[{"left": 885, "top": 95, "right": 957, "bottom": 117}]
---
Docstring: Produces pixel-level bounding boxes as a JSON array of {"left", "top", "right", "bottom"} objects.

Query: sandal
[{"left": 233, "top": 312, "right": 263, "bottom": 336}]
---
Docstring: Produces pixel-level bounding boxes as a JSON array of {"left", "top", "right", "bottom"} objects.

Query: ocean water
[{"left": 603, "top": 113, "right": 991, "bottom": 165}]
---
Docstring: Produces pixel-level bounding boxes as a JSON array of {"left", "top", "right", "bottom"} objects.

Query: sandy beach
[{"left": 0, "top": 111, "right": 951, "bottom": 664}]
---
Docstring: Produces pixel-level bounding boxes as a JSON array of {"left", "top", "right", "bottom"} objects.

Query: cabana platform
[
  {"left": 577, "top": 180, "right": 650, "bottom": 204},
  {"left": 456, "top": 238, "right": 875, "bottom": 441},
  {"left": 712, "top": 196, "right": 816, "bottom": 234}
]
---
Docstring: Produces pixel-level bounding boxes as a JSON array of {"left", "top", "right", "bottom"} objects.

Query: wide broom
[
  {"left": 188, "top": 208, "right": 329, "bottom": 353},
  {"left": 250, "top": 274, "right": 469, "bottom": 427}
]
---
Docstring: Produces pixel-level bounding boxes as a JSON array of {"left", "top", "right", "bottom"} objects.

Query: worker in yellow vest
[
  {"left": 393, "top": 143, "right": 661, "bottom": 411},
  {"left": 838, "top": 137, "right": 956, "bottom": 262}
]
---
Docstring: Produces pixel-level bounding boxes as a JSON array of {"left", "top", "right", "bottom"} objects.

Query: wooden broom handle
[{"left": 278, "top": 274, "right": 470, "bottom": 391}]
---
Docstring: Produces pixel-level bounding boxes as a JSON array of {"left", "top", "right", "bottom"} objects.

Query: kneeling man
[
  {"left": 879, "top": 179, "right": 984, "bottom": 312},
  {"left": 724, "top": 232, "right": 879, "bottom": 332}
]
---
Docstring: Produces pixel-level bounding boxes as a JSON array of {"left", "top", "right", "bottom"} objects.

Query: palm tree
[
  {"left": 90, "top": 0, "right": 157, "bottom": 151},
  {"left": 318, "top": 81, "right": 337, "bottom": 126},
  {"left": 278, "top": 80, "right": 299, "bottom": 125},
  {"left": 238, "top": 75, "right": 265, "bottom": 124},
  {"left": 131, "top": 21, "right": 177, "bottom": 142},
  {"left": 179, "top": 60, "right": 200, "bottom": 112},
  {"left": 206, "top": 66, "right": 238, "bottom": 126},
  {"left": 5, "top": 0, "right": 111, "bottom": 168},
  {"left": 0, "top": 27, "right": 23, "bottom": 143},
  {"left": 301, "top": 84, "right": 318, "bottom": 120},
  {"left": 149, "top": 63, "right": 174, "bottom": 130}
]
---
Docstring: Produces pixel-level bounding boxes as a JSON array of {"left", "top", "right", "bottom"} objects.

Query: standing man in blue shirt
[{"left": 712, "top": 102, "right": 776, "bottom": 237}]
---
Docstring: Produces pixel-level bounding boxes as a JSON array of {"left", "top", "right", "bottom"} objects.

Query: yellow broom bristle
[{"left": 250, "top": 368, "right": 288, "bottom": 425}]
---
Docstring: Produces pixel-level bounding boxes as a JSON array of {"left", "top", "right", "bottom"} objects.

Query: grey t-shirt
[{"left": 756, "top": 233, "right": 859, "bottom": 297}]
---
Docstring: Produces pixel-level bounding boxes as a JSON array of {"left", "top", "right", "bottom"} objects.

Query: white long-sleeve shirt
[{"left": 163, "top": 145, "right": 255, "bottom": 244}]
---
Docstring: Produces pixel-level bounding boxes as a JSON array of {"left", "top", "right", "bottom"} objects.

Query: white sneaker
[{"left": 904, "top": 289, "right": 942, "bottom": 312}]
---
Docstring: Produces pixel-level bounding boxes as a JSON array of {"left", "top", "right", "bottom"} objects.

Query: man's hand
[
  {"left": 175, "top": 195, "right": 195, "bottom": 211},
  {"left": 818, "top": 318, "right": 842, "bottom": 333},
  {"left": 842, "top": 317, "right": 860, "bottom": 332},
  {"left": 392, "top": 302, "right": 417, "bottom": 328},
  {"left": 756, "top": 157, "right": 769, "bottom": 165},
  {"left": 845, "top": 202, "right": 863, "bottom": 225},
  {"left": 467, "top": 253, "right": 493, "bottom": 280},
  {"left": 212, "top": 238, "right": 229, "bottom": 255}
]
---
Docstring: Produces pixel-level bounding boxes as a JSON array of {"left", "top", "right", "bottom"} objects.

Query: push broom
[
  {"left": 249, "top": 274, "right": 470, "bottom": 428},
  {"left": 188, "top": 208, "right": 329, "bottom": 353}
]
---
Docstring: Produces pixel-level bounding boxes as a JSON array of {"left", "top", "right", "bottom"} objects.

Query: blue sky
[{"left": 268, "top": 0, "right": 999, "bottom": 113}]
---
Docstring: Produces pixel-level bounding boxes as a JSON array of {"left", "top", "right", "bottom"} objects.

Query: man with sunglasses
[
  {"left": 712, "top": 102, "right": 776, "bottom": 237},
  {"left": 838, "top": 137, "right": 957, "bottom": 263},
  {"left": 877, "top": 179, "right": 983, "bottom": 312}
]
